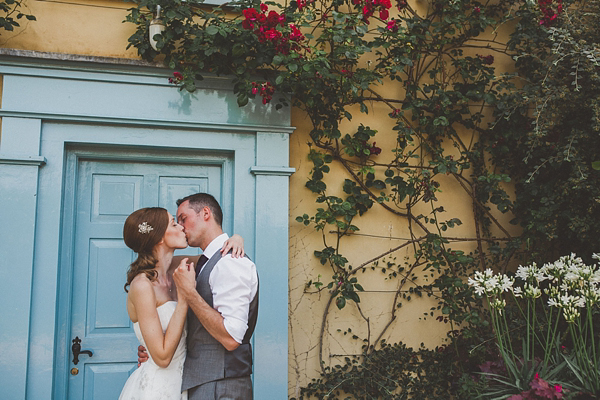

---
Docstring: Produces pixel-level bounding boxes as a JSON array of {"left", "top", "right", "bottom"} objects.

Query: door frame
[
  {"left": 53, "top": 145, "right": 236, "bottom": 399},
  {"left": 0, "top": 52, "right": 293, "bottom": 400}
]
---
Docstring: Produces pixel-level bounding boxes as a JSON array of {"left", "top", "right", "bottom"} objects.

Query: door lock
[{"left": 71, "top": 336, "right": 93, "bottom": 365}]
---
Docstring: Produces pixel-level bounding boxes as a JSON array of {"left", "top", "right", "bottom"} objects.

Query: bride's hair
[{"left": 123, "top": 207, "right": 169, "bottom": 292}]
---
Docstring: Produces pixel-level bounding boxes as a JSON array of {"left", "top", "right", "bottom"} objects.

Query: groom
[{"left": 172, "top": 193, "right": 259, "bottom": 399}]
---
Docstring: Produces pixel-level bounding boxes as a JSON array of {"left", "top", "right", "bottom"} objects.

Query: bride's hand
[{"left": 221, "top": 234, "right": 245, "bottom": 258}]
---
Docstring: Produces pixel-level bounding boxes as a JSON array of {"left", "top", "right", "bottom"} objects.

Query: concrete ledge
[
  {"left": 0, "top": 48, "right": 164, "bottom": 68},
  {"left": 0, "top": 154, "right": 46, "bottom": 166}
]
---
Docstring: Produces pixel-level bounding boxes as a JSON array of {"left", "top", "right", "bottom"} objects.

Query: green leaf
[
  {"left": 272, "top": 54, "right": 284, "bottom": 65},
  {"left": 206, "top": 25, "right": 219, "bottom": 35},
  {"left": 237, "top": 93, "right": 249, "bottom": 107},
  {"left": 592, "top": 161, "right": 600, "bottom": 170},
  {"left": 356, "top": 24, "right": 368, "bottom": 35},
  {"left": 347, "top": 291, "right": 360, "bottom": 303},
  {"left": 232, "top": 44, "right": 246, "bottom": 57}
]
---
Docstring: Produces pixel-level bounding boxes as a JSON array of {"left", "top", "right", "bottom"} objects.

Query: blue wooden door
[{"left": 67, "top": 158, "right": 222, "bottom": 399}]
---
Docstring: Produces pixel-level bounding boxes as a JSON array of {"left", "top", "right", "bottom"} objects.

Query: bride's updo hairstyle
[{"left": 123, "top": 207, "right": 169, "bottom": 292}]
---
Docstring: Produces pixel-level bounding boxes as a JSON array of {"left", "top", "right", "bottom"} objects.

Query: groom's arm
[{"left": 172, "top": 261, "right": 240, "bottom": 351}]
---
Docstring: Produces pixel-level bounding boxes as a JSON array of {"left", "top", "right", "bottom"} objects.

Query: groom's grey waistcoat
[{"left": 181, "top": 251, "right": 259, "bottom": 391}]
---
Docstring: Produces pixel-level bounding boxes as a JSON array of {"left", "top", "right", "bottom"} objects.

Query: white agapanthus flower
[
  {"left": 515, "top": 262, "right": 541, "bottom": 282},
  {"left": 468, "top": 269, "right": 513, "bottom": 297},
  {"left": 469, "top": 253, "right": 599, "bottom": 321},
  {"left": 490, "top": 298, "right": 507, "bottom": 313},
  {"left": 523, "top": 283, "right": 542, "bottom": 299},
  {"left": 499, "top": 275, "right": 514, "bottom": 292},
  {"left": 591, "top": 270, "right": 600, "bottom": 284}
]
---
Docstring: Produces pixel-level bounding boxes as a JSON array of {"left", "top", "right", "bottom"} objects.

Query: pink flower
[
  {"left": 264, "top": 28, "right": 281, "bottom": 40},
  {"left": 363, "top": 5, "right": 373, "bottom": 18},
  {"left": 386, "top": 19, "right": 398, "bottom": 32},
  {"left": 290, "top": 24, "right": 305, "bottom": 41},
  {"left": 538, "top": 0, "right": 564, "bottom": 26},
  {"left": 173, "top": 71, "right": 183, "bottom": 80},
  {"left": 555, "top": 385, "right": 562, "bottom": 393},
  {"left": 478, "top": 54, "right": 494, "bottom": 65},
  {"left": 473, "top": 6, "right": 480, "bottom": 14}
]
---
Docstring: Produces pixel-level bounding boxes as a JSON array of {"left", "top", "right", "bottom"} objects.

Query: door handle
[{"left": 71, "top": 336, "right": 93, "bottom": 365}]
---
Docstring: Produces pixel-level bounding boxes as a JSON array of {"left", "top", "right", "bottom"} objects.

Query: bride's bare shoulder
[{"left": 129, "top": 274, "right": 154, "bottom": 297}]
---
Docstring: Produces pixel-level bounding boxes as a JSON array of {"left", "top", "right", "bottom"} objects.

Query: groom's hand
[
  {"left": 173, "top": 259, "right": 196, "bottom": 299},
  {"left": 137, "top": 345, "right": 148, "bottom": 366}
]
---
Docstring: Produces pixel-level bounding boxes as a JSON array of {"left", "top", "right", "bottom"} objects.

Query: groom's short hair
[{"left": 177, "top": 193, "right": 223, "bottom": 227}]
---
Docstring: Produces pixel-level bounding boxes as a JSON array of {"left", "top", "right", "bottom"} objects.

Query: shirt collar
[{"left": 202, "top": 233, "right": 229, "bottom": 259}]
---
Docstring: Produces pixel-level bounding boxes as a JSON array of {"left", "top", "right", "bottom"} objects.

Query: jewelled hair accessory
[{"left": 138, "top": 222, "right": 154, "bottom": 234}]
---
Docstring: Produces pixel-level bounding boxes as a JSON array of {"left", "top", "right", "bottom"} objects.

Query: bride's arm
[{"left": 129, "top": 270, "right": 188, "bottom": 368}]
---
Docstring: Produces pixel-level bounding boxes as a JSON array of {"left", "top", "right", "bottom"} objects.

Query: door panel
[{"left": 67, "top": 158, "right": 223, "bottom": 400}]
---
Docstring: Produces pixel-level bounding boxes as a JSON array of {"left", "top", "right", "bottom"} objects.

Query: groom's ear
[{"left": 201, "top": 206, "right": 212, "bottom": 221}]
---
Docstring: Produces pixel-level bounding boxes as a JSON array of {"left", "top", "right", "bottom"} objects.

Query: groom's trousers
[{"left": 187, "top": 376, "right": 252, "bottom": 400}]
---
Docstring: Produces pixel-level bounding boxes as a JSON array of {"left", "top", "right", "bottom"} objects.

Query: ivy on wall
[
  {"left": 125, "top": 0, "right": 600, "bottom": 397},
  {"left": 0, "top": 0, "right": 35, "bottom": 34}
]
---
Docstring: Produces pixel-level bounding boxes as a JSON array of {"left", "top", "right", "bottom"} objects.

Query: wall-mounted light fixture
[{"left": 149, "top": 5, "right": 165, "bottom": 51}]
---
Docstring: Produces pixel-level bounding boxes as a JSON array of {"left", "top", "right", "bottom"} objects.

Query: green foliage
[
  {"left": 125, "top": 0, "right": 600, "bottom": 397},
  {"left": 0, "top": 0, "right": 35, "bottom": 33},
  {"left": 490, "top": 0, "right": 600, "bottom": 261},
  {"left": 295, "top": 341, "right": 460, "bottom": 399}
]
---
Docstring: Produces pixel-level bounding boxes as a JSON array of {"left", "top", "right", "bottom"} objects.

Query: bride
[{"left": 119, "top": 207, "right": 243, "bottom": 400}]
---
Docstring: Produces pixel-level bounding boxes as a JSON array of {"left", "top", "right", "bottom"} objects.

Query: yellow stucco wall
[
  {"left": 0, "top": 0, "right": 137, "bottom": 58},
  {"left": 0, "top": 1, "right": 518, "bottom": 397}
]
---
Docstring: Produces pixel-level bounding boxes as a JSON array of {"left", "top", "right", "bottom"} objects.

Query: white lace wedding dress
[{"left": 119, "top": 301, "right": 188, "bottom": 400}]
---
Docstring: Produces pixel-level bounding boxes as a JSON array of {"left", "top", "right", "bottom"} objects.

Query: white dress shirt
[{"left": 201, "top": 233, "right": 258, "bottom": 344}]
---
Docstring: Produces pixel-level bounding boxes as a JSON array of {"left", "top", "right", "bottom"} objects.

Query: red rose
[
  {"left": 267, "top": 11, "right": 281, "bottom": 27},
  {"left": 370, "top": 142, "right": 382, "bottom": 155},
  {"left": 243, "top": 8, "right": 259, "bottom": 20}
]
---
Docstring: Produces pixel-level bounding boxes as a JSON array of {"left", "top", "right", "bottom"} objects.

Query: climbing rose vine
[{"left": 126, "top": 0, "right": 600, "bottom": 397}]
